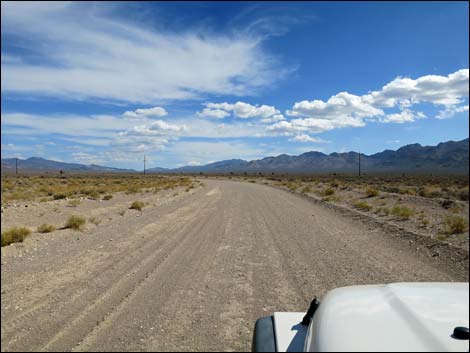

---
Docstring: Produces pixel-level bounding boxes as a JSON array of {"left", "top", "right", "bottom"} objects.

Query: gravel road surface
[{"left": 1, "top": 180, "right": 466, "bottom": 352}]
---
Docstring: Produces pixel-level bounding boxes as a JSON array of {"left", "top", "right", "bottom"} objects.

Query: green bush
[
  {"left": 1, "top": 227, "right": 31, "bottom": 246},
  {"left": 64, "top": 215, "right": 86, "bottom": 230}
]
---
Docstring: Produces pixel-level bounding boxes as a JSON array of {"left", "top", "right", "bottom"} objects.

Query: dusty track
[{"left": 1, "top": 180, "right": 466, "bottom": 352}]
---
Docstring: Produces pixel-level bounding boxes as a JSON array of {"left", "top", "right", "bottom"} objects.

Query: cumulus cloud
[
  {"left": 269, "top": 116, "right": 365, "bottom": 135},
  {"left": 1, "top": 2, "right": 288, "bottom": 103},
  {"left": 197, "top": 101, "right": 283, "bottom": 121},
  {"left": 363, "top": 69, "right": 469, "bottom": 108},
  {"left": 381, "top": 110, "right": 426, "bottom": 124},
  {"left": 123, "top": 107, "right": 168, "bottom": 119},
  {"left": 123, "top": 120, "right": 185, "bottom": 136},
  {"left": 280, "top": 69, "right": 469, "bottom": 134},
  {"left": 196, "top": 108, "right": 231, "bottom": 119}
]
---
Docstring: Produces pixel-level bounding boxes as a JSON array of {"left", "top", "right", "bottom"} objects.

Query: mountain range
[{"left": 1, "top": 139, "right": 468, "bottom": 175}]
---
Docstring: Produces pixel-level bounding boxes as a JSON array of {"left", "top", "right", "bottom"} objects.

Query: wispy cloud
[{"left": 1, "top": 2, "right": 289, "bottom": 104}]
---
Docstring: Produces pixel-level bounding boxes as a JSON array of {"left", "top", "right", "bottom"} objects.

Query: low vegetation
[
  {"left": 1, "top": 174, "right": 195, "bottom": 204},
  {"left": 390, "top": 205, "right": 414, "bottom": 220},
  {"left": 64, "top": 215, "right": 86, "bottom": 230},
  {"left": 444, "top": 215, "right": 468, "bottom": 234},
  {"left": 37, "top": 224, "right": 56, "bottom": 233},
  {"left": 365, "top": 187, "right": 379, "bottom": 198},
  {"left": 1, "top": 227, "right": 31, "bottom": 246},
  {"left": 129, "top": 201, "right": 145, "bottom": 211},
  {"left": 353, "top": 200, "right": 372, "bottom": 211}
]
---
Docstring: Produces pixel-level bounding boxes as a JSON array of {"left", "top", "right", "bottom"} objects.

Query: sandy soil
[{"left": 1, "top": 179, "right": 467, "bottom": 352}]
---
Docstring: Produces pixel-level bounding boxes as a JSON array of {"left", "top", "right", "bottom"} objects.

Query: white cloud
[
  {"left": 287, "top": 92, "right": 384, "bottom": 120},
  {"left": 290, "top": 134, "right": 329, "bottom": 143},
  {"left": 1, "top": 2, "right": 287, "bottom": 103},
  {"left": 124, "top": 120, "right": 185, "bottom": 137},
  {"left": 281, "top": 69, "right": 468, "bottom": 134},
  {"left": 381, "top": 110, "right": 426, "bottom": 124},
  {"left": 436, "top": 105, "right": 469, "bottom": 119},
  {"left": 123, "top": 107, "right": 168, "bottom": 119},
  {"left": 196, "top": 108, "right": 231, "bottom": 119},
  {"left": 269, "top": 116, "right": 365, "bottom": 135},
  {"left": 197, "top": 101, "right": 282, "bottom": 121},
  {"left": 260, "top": 114, "right": 285, "bottom": 123},
  {"left": 364, "top": 69, "right": 469, "bottom": 108}
]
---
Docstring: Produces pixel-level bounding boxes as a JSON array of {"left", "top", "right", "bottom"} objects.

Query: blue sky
[{"left": 1, "top": 1, "right": 469, "bottom": 169}]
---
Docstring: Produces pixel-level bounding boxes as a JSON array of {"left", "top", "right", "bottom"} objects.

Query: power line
[{"left": 143, "top": 155, "right": 146, "bottom": 175}]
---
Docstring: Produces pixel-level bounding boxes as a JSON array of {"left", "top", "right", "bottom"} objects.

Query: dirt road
[{"left": 1, "top": 180, "right": 466, "bottom": 352}]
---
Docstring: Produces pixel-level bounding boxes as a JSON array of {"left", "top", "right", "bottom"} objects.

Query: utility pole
[
  {"left": 143, "top": 155, "right": 146, "bottom": 175},
  {"left": 358, "top": 151, "right": 361, "bottom": 177},
  {"left": 15, "top": 158, "right": 18, "bottom": 175}
]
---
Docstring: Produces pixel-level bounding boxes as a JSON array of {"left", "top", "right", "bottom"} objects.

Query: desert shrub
[
  {"left": 67, "top": 199, "right": 80, "bottom": 207},
  {"left": 365, "top": 187, "right": 379, "bottom": 198},
  {"left": 301, "top": 186, "right": 312, "bottom": 194},
  {"left": 129, "top": 201, "right": 144, "bottom": 211},
  {"left": 322, "top": 188, "right": 335, "bottom": 196},
  {"left": 1, "top": 227, "right": 31, "bottom": 246},
  {"left": 444, "top": 215, "right": 468, "bottom": 234},
  {"left": 37, "top": 224, "right": 56, "bottom": 233},
  {"left": 353, "top": 200, "right": 372, "bottom": 211},
  {"left": 103, "top": 194, "right": 113, "bottom": 200},
  {"left": 390, "top": 205, "right": 414, "bottom": 220},
  {"left": 88, "top": 190, "right": 100, "bottom": 200},
  {"left": 53, "top": 193, "right": 67, "bottom": 200},
  {"left": 64, "top": 215, "right": 86, "bottom": 230}
]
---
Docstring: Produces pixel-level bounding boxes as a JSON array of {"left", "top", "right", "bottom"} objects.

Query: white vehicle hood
[{"left": 304, "top": 282, "right": 469, "bottom": 352}]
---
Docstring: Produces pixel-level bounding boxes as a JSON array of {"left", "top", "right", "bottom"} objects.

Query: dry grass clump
[
  {"left": 301, "top": 185, "right": 312, "bottom": 194},
  {"left": 390, "top": 205, "right": 414, "bottom": 220},
  {"left": 129, "top": 201, "right": 145, "bottom": 211},
  {"left": 365, "top": 187, "right": 379, "bottom": 198},
  {"left": 322, "top": 187, "right": 335, "bottom": 197},
  {"left": 64, "top": 215, "right": 86, "bottom": 230},
  {"left": 1, "top": 227, "right": 31, "bottom": 246},
  {"left": 102, "top": 194, "right": 113, "bottom": 200},
  {"left": 444, "top": 215, "right": 468, "bottom": 234},
  {"left": 67, "top": 199, "right": 81, "bottom": 207},
  {"left": 37, "top": 224, "right": 56, "bottom": 233},
  {"left": 353, "top": 200, "right": 372, "bottom": 211},
  {"left": 53, "top": 193, "right": 67, "bottom": 200}
]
